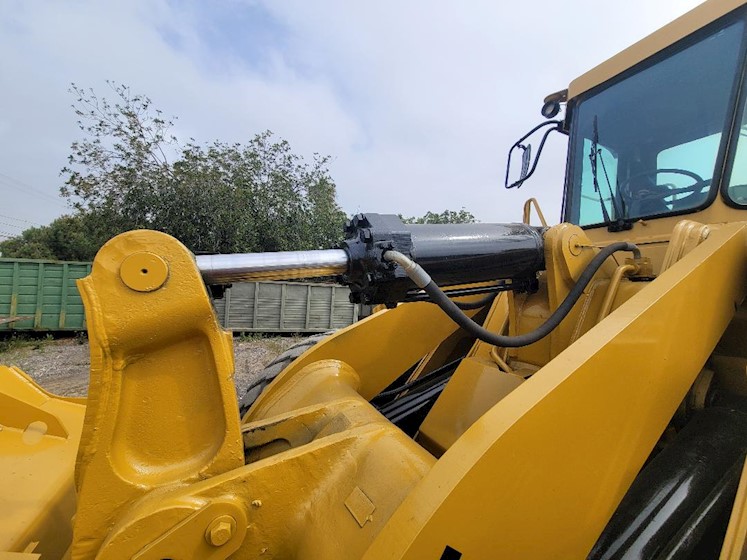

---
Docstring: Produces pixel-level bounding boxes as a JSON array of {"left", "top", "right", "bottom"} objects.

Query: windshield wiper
[
  {"left": 588, "top": 118, "right": 612, "bottom": 224},
  {"left": 589, "top": 116, "right": 632, "bottom": 232}
]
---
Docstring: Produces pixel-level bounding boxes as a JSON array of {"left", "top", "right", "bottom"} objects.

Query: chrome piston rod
[{"left": 196, "top": 249, "right": 350, "bottom": 284}]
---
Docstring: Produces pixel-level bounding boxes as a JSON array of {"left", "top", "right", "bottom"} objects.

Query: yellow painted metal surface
[
  {"left": 417, "top": 227, "right": 647, "bottom": 461},
  {"left": 1, "top": 2, "right": 746, "bottom": 555},
  {"left": 418, "top": 293, "right": 515, "bottom": 455},
  {"left": 522, "top": 197, "right": 548, "bottom": 227},
  {"left": 46, "top": 230, "right": 440, "bottom": 559},
  {"left": 660, "top": 220, "right": 712, "bottom": 272},
  {"left": 543, "top": 224, "right": 619, "bottom": 360},
  {"left": 71, "top": 230, "right": 243, "bottom": 559},
  {"left": 596, "top": 264, "right": 637, "bottom": 322},
  {"left": 3, "top": 218, "right": 745, "bottom": 557},
  {"left": 88, "top": 358, "right": 434, "bottom": 558},
  {"left": 362, "top": 223, "right": 747, "bottom": 559},
  {"left": 722, "top": 457, "right": 747, "bottom": 559},
  {"left": 417, "top": 357, "right": 524, "bottom": 455},
  {"left": 0, "top": 365, "right": 85, "bottom": 558},
  {"left": 584, "top": 202, "right": 747, "bottom": 276},
  {"left": 119, "top": 251, "right": 169, "bottom": 292},
  {"left": 246, "top": 300, "right": 476, "bottom": 420}
]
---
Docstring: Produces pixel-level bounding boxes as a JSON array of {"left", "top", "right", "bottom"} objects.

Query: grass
[
  {"left": 0, "top": 333, "right": 54, "bottom": 354},
  {"left": 235, "top": 332, "right": 303, "bottom": 355},
  {"left": 237, "top": 332, "right": 266, "bottom": 343}
]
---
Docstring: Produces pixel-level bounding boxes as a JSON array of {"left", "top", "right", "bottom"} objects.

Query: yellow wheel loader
[{"left": 4, "top": 0, "right": 747, "bottom": 557}]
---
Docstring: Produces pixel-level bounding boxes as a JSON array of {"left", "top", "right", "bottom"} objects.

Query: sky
[{"left": 0, "top": 0, "right": 702, "bottom": 241}]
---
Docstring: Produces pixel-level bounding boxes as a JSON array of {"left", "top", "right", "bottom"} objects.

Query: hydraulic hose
[
  {"left": 384, "top": 241, "right": 640, "bottom": 348},
  {"left": 454, "top": 292, "right": 498, "bottom": 310}
]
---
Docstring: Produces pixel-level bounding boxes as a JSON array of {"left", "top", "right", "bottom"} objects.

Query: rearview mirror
[
  {"left": 504, "top": 120, "right": 563, "bottom": 189},
  {"left": 506, "top": 142, "right": 532, "bottom": 190}
]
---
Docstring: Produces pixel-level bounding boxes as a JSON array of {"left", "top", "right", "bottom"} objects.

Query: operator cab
[
  {"left": 508, "top": 3, "right": 747, "bottom": 237},
  {"left": 563, "top": 4, "right": 747, "bottom": 231}
]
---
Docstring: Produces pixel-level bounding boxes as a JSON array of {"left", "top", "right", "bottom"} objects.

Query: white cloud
[{"left": 0, "top": 0, "right": 703, "bottom": 236}]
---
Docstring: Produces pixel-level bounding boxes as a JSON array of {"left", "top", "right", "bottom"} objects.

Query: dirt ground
[{"left": 0, "top": 335, "right": 305, "bottom": 399}]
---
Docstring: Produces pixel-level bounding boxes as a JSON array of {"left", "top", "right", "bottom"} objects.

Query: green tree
[
  {"left": 0, "top": 214, "right": 104, "bottom": 261},
  {"left": 56, "top": 82, "right": 347, "bottom": 256},
  {"left": 158, "top": 135, "right": 344, "bottom": 253},
  {"left": 0, "top": 228, "right": 55, "bottom": 260},
  {"left": 400, "top": 208, "right": 476, "bottom": 224}
]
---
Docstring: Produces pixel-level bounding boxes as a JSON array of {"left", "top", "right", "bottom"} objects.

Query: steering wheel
[
  {"left": 729, "top": 183, "right": 747, "bottom": 205},
  {"left": 618, "top": 168, "right": 709, "bottom": 215}
]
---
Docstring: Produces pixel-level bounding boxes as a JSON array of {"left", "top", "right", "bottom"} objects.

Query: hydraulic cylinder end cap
[{"left": 120, "top": 252, "right": 169, "bottom": 292}]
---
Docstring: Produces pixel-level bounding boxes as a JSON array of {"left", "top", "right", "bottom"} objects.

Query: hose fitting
[{"left": 383, "top": 251, "right": 432, "bottom": 288}]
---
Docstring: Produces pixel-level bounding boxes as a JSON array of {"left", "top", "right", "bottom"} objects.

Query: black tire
[{"left": 239, "top": 332, "right": 329, "bottom": 417}]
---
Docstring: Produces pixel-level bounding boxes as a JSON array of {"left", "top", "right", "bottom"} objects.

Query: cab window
[
  {"left": 725, "top": 85, "right": 747, "bottom": 204},
  {"left": 565, "top": 18, "right": 745, "bottom": 227}
]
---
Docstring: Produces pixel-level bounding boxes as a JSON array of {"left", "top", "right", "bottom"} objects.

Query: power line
[
  {"left": 0, "top": 178, "right": 65, "bottom": 203},
  {"left": 0, "top": 213, "right": 43, "bottom": 226},
  {"left": 0, "top": 184, "right": 68, "bottom": 209},
  {"left": 0, "top": 221, "right": 24, "bottom": 231},
  {"left": 0, "top": 173, "right": 69, "bottom": 208}
]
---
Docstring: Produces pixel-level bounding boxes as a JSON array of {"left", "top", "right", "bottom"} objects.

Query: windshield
[{"left": 564, "top": 17, "right": 746, "bottom": 227}]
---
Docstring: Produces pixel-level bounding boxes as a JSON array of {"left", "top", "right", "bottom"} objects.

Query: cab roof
[{"left": 568, "top": 0, "right": 745, "bottom": 100}]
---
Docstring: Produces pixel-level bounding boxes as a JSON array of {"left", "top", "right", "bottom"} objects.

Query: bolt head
[{"left": 206, "top": 516, "right": 236, "bottom": 547}]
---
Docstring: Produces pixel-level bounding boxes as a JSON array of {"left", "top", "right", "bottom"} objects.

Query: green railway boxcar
[
  {"left": 0, "top": 258, "right": 92, "bottom": 331},
  {"left": 0, "top": 258, "right": 358, "bottom": 333},
  {"left": 212, "top": 280, "right": 359, "bottom": 333}
]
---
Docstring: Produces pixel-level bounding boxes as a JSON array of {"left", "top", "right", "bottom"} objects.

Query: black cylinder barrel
[
  {"left": 408, "top": 222, "right": 545, "bottom": 288},
  {"left": 588, "top": 405, "right": 747, "bottom": 560},
  {"left": 341, "top": 213, "right": 545, "bottom": 304}
]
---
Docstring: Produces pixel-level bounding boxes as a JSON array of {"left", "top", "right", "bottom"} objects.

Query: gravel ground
[{"left": 0, "top": 335, "right": 306, "bottom": 399}]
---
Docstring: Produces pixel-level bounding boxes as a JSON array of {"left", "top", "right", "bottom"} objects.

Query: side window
[
  {"left": 655, "top": 132, "right": 721, "bottom": 211},
  {"left": 726, "top": 91, "right": 747, "bottom": 204},
  {"left": 578, "top": 140, "right": 619, "bottom": 226}
]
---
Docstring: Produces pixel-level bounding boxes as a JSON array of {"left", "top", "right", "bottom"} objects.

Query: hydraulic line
[
  {"left": 489, "top": 347, "right": 515, "bottom": 374},
  {"left": 372, "top": 358, "right": 463, "bottom": 405},
  {"left": 453, "top": 292, "right": 498, "bottom": 310},
  {"left": 384, "top": 241, "right": 640, "bottom": 348},
  {"left": 403, "top": 284, "right": 512, "bottom": 303},
  {"left": 597, "top": 263, "right": 638, "bottom": 322}
]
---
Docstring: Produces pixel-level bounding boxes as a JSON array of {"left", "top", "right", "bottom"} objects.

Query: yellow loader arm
[
  {"left": 3, "top": 219, "right": 746, "bottom": 558},
  {"left": 0, "top": 365, "right": 84, "bottom": 558}
]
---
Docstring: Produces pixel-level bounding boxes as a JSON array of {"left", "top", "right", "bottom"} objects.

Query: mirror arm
[{"left": 513, "top": 119, "right": 563, "bottom": 146}]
